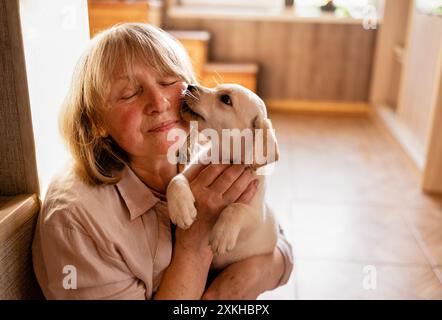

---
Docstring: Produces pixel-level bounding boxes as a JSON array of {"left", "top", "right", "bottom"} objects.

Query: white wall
[{"left": 19, "top": 0, "right": 90, "bottom": 195}]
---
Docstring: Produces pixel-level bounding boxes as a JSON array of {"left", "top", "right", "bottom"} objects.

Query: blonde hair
[{"left": 60, "top": 23, "right": 195, "bottom": 185}]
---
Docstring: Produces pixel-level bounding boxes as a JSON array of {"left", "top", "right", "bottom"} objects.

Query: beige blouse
[{"left": 32, "top": 164, "right": 293, "bottom": 299}]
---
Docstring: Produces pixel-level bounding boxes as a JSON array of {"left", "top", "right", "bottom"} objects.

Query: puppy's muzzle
[{"left": 181, "top": 84, "right": 204, "bottom": 120}]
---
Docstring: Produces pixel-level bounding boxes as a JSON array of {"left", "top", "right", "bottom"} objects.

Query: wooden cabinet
[
  {"left": 370, "top": 0, "right": 442, "bottom": 193},
  {"left": 424, "top": 74, "right": 442, "bottom": 193},
  {"left": 88, "top": 0, "right": 163, "bottom": 37},
  {"left": 167, "top": 30, "right": 210, "bottom": 81},
  {"left": 168, "top": 30, "right": 259, "bottom": 92},
  {"left": 397, "top": 11, "right": 442, "bottom": 160},
  {"left": 166, "top": 15, "right": 376, "bottom": 102},
  {"left": 370, "top": 0, "right": 413, "bottom": 110},
  {"left": 201, "top": 63, "right": 258, "bottom": 92}
]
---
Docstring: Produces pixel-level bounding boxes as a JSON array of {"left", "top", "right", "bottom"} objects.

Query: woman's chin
[
  {"left": 138, "top": 122, "right": 188, "bottom": 157},
  {"left": 141, "top": 136, "right": 180, "bottom": 157}
]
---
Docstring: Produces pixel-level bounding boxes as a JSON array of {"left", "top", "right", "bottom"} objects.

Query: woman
[{"left": 32, "top": 23, "right": 293, "bottom": 299}]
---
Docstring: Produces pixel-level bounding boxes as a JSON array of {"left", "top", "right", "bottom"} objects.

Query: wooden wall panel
[
  {"left": 0, "top": 0, "right": 42, "bottom": 299},
  {"left": 0, "top": 0, "right": 39, "bottom": 196},
  {"left": 370, "top": 0, "right": 412, "bottom": 110},
  {"left": 423, "top": 66, "right": 442, "bottom": 193},
  {"left": 397, "top": 11, "right": 442, "bottom": 152},
  {"left": 285, "top": 23, "right": 314, "bottom": 100},
  {"left": 165, "top": 17, "right": 376, "bottom": 101}
]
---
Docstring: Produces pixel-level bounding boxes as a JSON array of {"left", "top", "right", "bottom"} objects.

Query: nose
[
  {"left": 145, "top": 90, "right": 169, "bottom": 115},
  {"left": 187, "top": 84, "right": 197, "bottom": 92}
]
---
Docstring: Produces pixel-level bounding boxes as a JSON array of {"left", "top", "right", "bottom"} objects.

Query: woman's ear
[
  {"left": 99, "top": 127, "right": 109, "bottom": 138},
  {"left": 252, "top": 116, "right": 279, "bottom": 169},
  {"left": 94, "top": 123, "right": 108, "bottom": 138}
]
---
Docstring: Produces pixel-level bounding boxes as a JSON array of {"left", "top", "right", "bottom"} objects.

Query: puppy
[{"left": 167, "top": 84, "right": 279, "bottom": 269}]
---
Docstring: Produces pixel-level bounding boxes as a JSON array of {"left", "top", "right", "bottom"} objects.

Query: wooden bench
[
  {"left": 0, "top": 195, "right": 43, "bottom": 299},
  {"left": 1, "top": 0, "right": 43, "bottom": 300}
]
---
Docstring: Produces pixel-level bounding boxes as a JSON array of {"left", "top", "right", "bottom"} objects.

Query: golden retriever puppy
[{"left": 167, "top": 84, "right": 279, "bottom": 269}]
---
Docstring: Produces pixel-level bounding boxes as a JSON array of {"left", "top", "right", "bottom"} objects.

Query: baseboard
[
  {"left": 265, "top": 99, "right": 371, "bottom": 115},
  {"left": 370, "top": 104, "right": 425, "bottom": 173}
]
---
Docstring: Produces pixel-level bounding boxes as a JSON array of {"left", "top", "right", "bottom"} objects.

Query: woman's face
[{"left": 103, "top": 62, "right": 188, "bottom": 160}]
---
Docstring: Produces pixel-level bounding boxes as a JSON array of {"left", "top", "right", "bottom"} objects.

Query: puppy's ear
[{"left": 252, "top": 116, "right": 279, "bottom": 169}]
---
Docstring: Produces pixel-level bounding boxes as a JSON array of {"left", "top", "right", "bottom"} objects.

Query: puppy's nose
[{"left": 187, "top": 84, "right": 197, "bottom": 92}]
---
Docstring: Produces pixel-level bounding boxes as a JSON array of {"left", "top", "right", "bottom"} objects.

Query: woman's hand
[
  {"left": 202, "top": 247, "right": 286, "bottom": 300},
  {"left": 155, "top": 164, "right": 258, "bottom": 300},
  {"left": 192, "top": 164, "right": 257, "bottom": 226},
  {"left": 174, "top": 164, "right": 258, "bottom": 255}
]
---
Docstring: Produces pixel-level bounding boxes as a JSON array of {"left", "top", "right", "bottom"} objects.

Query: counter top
[{"left": 168, "top": 5, "right": 379, "bottom": 25}]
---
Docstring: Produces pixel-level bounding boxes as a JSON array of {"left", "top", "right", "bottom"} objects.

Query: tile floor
[{"left": 257, "top": 112, "right": 442, "bottom": 300}]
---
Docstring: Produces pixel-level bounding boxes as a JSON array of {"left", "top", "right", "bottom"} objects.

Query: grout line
[
  {"left": 398, "top": 210, "right": 442, "bottom": 284},
  {"left": 433, "top": 267, "right": 442, "bottom": 284},
  {"left": 400, "top": 211, "right": 439, "bottom": 268},
  {"left": 268, "top": 114, "right": 442, "bottom": 290},
  {"left": 370, "top": 105, "right": 425, "bottom": 173},
  {"left": 293, "top": 256, "right": 431, "bottom": 268},
  {"left": 284, "top": 197, "right": 442, "bottom": 215},
  {"left": 369, "top": 108, "right": 422, "bottom": 178},
  {"left": 286, "top": 199, "right": 438, "bottom": 269}
]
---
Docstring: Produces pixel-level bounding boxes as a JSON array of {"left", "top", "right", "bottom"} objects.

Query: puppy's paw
[
  {"left": 169, "top": 196, "right": 197, "bottom": 229},
  {"left": 167, "top": 176, "right": 197, "bottom": 229},
  {"left": 209, "top": 207, "right": 241, "bottom": 255}
]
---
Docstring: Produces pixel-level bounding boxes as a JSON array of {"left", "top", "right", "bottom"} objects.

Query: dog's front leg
[
  {"left": 167, "top": 174, "right": 197, "bottom": 229},
  {"left": 209, "top": 203, "right": 255, "bottom": 255}
]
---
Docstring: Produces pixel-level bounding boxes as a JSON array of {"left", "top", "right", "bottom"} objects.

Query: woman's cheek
[
  {"left": 170, "top": 81, "right": 187, "bottom": 105},
  {"left": 112, "top": 106, "right": 143, "bottom": 148}
]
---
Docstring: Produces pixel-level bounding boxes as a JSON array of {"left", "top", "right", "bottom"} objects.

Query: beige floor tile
[
  {"left": 433, "top": 268, "right": 442, "bottom": 283},
  {"left": 295, "top": 259, "right": 442, "bottom": 299},
  {"left": 266, "top": 113, "right": 442, "bottom": 209},
  {"left": 259, "top": 113, "right": 442, "bottom": 300},
  {"left": 402, "top": 206, "right": 442, "bottom": 266},
  {"left": 286, "top": 203, "right": 428, "bottom": 265}
]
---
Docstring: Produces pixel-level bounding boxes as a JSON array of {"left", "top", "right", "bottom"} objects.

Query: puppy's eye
[{"left": 220, "top": 94, "right": 232, "bottom": 106}]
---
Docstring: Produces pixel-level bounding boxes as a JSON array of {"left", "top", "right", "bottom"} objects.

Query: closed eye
[
  {"left": 220, "top": 94, "right": 232, "bottom": 106},
  {"left": 160, "top": 77, "right": 180, "bottom": 86},
  {"left": 161, "top": 80, "right": 178, "bottom": 86},
  {"left": 121, "top": 87, "right": 142, "bottom": 100}
]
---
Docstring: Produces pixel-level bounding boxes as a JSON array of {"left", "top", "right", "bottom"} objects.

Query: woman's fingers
[
  {"left": 222, "top": 168, "right": 256, "bottom": 203},
  {"left": 193, "top": 164, "right": 230, "bottom": 187},
  {"left": 210, "top": 164, "right": 246, "bottom": 194},
  {"left": 235, "top": 179, "right": 259, "bottom": 204},
  {"left": 190, "top": 164, "right": 258, "bottom": 225}
]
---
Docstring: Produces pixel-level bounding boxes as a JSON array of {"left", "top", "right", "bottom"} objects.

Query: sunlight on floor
[{"left": 259, "top": 112, "right": 442, "bottom": 300}]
